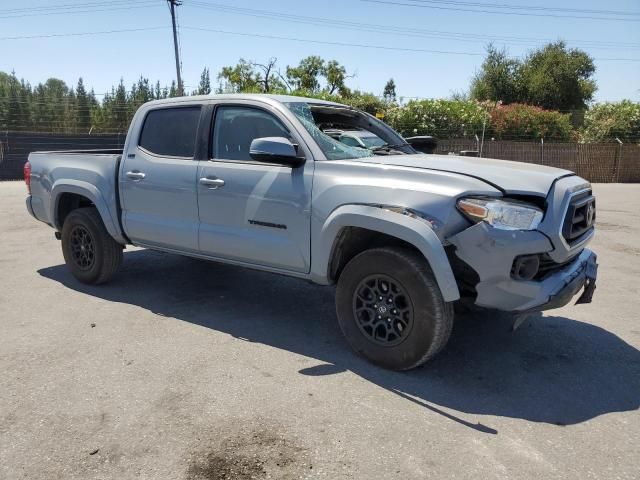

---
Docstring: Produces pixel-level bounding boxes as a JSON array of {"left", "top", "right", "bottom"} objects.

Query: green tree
[
  {"left": 252, "top": 58, "right": 287, "bottom": 93},
  {"left": 0, "top": 72, "right": 34, "bottom": 131},
  {"left": 129, "top": 76, "right": 153, "bottom": 119},
  {"left": 169, "top": 80, "right": 178, "bottom": 98},
  {"left": 196, "top": 67, "right": 211, "bottom": 95},
  {"left": 217, "top": 59, "right": 260, "bottom": 93},
  {"left": 471, "top": 42, "right": 596, "bottom": 112},
  {"left": 38, "top": 78, "right": 69, "bottom": 131},
  {"left": 99, "top": 80, "right": 129, "bottom": 132},
  {"left": 286, "top": 56, "right": 325, "bottom": 92},
  {"left": 76, "top": 78, "right": 91, "bottom": 132},
  {"left": 470, "top": 44, "right": 522, "bottom": 104},
  {"left": 520, "top": 41, "right": 596, "bottom": 111},
  {"left": 383, "top": 78, "right": 397, "bottom": 103},
  {"left": 0, "top": 72, "right": 9, "bottom": 128},
  {"left": 8, "top": 74, "right": 28, "bottom": 130},
  {"left": 324, "top": 60, "right": 350, "bottom": 95},
  {"left": 64, "top": 86, "right": 77, "bottom": 132}
]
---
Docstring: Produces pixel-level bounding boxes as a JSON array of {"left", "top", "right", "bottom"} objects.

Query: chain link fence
[
  {"left": 1, "top": 131, "right": 638, "bottom": 183},
  {"left": 437, "top": 139, "right": 639, "bottom": 183},
  {"left": 0, "top": 131, "right": 126, "bottom": 180}
]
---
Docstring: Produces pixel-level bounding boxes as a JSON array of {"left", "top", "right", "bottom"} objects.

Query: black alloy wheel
[
  {"left": 69, "top": 225, "right": 96, "bottom": 270},
  {"left": 352, "top": 274, "right": 414, "bottom": 346}
]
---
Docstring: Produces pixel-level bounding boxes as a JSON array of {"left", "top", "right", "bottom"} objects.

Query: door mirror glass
[{"left": 250, "top": 137, "right": 304, "bottom": 167}]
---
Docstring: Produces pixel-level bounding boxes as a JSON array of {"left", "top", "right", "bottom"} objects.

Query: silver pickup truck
[{"left": 25, "top": 94, "right": 598, "bottom": 370}]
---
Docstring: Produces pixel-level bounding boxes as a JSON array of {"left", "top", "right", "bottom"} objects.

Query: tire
[
  {"left": 335, "top": 247, "right": 454, "bottom": 370},
  {"left": 61, "top": 207, "right": 123, "bottom": 285}
]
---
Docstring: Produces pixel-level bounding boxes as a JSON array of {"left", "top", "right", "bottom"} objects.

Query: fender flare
[
  {"left": 311, "top": 204, "right": 460, "bottom": 302},
  {"left": 50, "top": 180, "right": 126, "bottom": 244}
]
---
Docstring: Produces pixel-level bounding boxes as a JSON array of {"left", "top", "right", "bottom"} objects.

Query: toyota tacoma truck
[{"left": 24, "top": 94, "right": 598, "bottom": 370}]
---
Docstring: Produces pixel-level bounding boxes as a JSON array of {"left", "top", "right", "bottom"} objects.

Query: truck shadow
[{"left": 38, "top": 249, "right": 640, "bottom": 434}]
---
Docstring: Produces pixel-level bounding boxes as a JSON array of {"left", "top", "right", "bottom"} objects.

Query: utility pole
[{"left": 167, "top": 0, "right": 183, "bottom": 96}]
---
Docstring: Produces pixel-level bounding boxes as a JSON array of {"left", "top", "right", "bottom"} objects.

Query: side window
[
  {"left": 139, "top": 106, "right": 201, "bottom": 158},
  {"left": 212, "top": 106, "right": 291, "bottom": 162}
]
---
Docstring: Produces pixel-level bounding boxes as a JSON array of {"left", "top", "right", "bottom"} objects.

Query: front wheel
[
  {"left": 61, "top": 207, "right": 123, "bottom": 285},
  {"left": 335, "top": 247, "right": 454, "bottom": 370}
]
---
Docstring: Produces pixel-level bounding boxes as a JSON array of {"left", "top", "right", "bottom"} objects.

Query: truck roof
[{"left": 143, "top": 93, "right": 348, "bottom": 109}]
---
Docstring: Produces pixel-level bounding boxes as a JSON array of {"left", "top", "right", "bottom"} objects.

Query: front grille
[{"left": 562, "top": 191, "right": 596, "bottom": 243}]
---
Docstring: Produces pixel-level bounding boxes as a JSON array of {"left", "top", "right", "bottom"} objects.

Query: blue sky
[{"left": 1, "top": 0, "right": 639, "bottom": 102}]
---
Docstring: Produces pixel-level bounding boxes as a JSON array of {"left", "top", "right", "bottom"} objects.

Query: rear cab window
[{"left": 138, "top": 106, "right": 201, "bottom": 158}]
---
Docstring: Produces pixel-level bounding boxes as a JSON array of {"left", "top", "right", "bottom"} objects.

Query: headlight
[{"left": 457, "top": 197, "right": 543, "bottom": 231}]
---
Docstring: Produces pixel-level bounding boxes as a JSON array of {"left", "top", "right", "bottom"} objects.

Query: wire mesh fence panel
[
  {"left": 577, "top": 143, "right": 618, "bottom": 183},
  {"left": 543, "top": 143, "right": 578, "bottom": 170},
  {"left": 484, "top": 141, "right": 542, "bottom": 164},
  {"left": 436, "top": 139, "right": 477, "bottom": 155},
  {"left": 431, "top": 138, "right": 639, "bottom": 183},
  {"left": 0, "top": 131, "right": 125, "bottom": 180},
  {"left": 1, "top": 131, "right": 639, "bottom": 182},
  {"left": 618, "top": 144, "right": 640, "bottom": 183}
]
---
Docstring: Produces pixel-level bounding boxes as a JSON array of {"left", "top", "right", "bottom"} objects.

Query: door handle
[
  {"left": 126, "top": 171, "right": 146, "bottom": 181},
  {"left": 199, "top": 177, "right": 225, "bottom": 189}
]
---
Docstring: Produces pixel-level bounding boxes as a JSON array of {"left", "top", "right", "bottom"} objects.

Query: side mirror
[{"left": 250, "top": 137, "right": 305, "bottom": 168}]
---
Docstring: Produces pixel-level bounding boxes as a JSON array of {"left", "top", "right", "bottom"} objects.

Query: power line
[
  {"left": 187, "top": 2, "right": 640, "bottom": 50},
  {"left": 0, "top": 0, "right": 148, "bottom": 13},
  {"left": 0, "top": 26, "right": 167, "bottom": 41},
  {"left": 0, "top": 0, "right": 158, "bottom": 19},
  {"left": 361, "top": 0, "right": 640, "bottom": 22},
  {"left": 0, "top": 0, "right": 152, "bottom": 11},
  {"left": 3, "top": 24, "right": 636, "bottom": 63},
  {"left": 394, "top": 0, "right": 640, "bottom": 17},
  {"left": 0, "top": 3, "right": 159, "bottom": 20},
  {"left": 4, "top": 0, "right": 637, "bottom": 50},
  {"left": 181, "top": 26, "right": 640, "bottom": 62}
]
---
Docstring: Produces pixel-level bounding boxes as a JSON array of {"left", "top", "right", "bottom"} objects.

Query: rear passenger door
[
  {"left": 197, "top": 103, "right": 313, "bottom": 273},
  {"left": 119, "top": 105, "right": 203, "bottom": 252}
]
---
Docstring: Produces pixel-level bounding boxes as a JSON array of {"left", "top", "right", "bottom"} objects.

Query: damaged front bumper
[{"left": 448, "top": 222, "right": 597, "bottom": 312}]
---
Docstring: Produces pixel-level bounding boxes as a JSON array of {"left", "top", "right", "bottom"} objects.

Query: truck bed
[{"left": 27, "top": 150, "right": 126, "bottom": 243}]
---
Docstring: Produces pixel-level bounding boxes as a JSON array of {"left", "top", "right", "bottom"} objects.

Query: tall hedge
[
  {"left": 385, "top": 99, "right": 486, "bottom": 138},
  {"left": 581, "top": 101, "right": 640, "bottom": 143},
  {"left": 489, "top": 104, "right": 573, "bottom": 140},
  {"left": 381, "top": 99, "right": 572, "bottom": 141}
]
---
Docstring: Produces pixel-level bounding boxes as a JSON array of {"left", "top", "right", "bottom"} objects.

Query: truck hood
[{"left": 353, "top": 153, "right": 574, "bottom": 196}]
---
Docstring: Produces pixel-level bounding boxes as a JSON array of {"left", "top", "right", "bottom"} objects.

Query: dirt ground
[{"left": 1, "top": 181, "right": 638, "bottom": 479}]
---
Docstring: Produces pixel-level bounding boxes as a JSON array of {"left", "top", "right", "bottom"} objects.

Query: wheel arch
[
  {"left": 51, "top": 180, "right": 125, "bottom": 244},
  {"left": 311, "top": 204, "right": 460, "bottom": 302}
]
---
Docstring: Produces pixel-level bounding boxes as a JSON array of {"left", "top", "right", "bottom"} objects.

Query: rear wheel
[
  {"left": 61, "top": 207, "right": 123, "bottom": 284},
  {"left": 336, "top": 247, "right": 454, "bottom": 370}
]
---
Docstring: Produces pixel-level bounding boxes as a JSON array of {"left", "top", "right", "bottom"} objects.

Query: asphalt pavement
[{"left": 1, "top": 181, "right": 638, "bottom": 479}]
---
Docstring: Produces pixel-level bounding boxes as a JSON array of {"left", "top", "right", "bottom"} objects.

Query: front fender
[
  {"left": 311, "top": 204, "right": 460, "bottom": 302},
  {"left": 50, "top": 180, "right": 125, "bottom": 244}
]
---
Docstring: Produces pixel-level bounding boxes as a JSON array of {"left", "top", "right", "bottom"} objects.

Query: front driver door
[{"left": 197, "top": 103, "right": 313, "bottom": 273}]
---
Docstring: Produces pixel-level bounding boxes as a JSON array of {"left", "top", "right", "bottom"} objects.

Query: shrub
[
  {"left": 582, "top": 101, "right": 640, "bottom": 143},
  {"left": 385, "top": 99, "right": 487, "bottom": 138},
  {"left": 488, "top": 103, "right": 573, "bottom": 141}
]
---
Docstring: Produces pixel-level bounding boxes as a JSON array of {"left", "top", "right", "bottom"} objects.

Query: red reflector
[{"left": 24, "top": 161, "right": 31, "bottom": 194}]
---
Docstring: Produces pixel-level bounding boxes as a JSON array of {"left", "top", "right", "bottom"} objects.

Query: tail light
[{"left": 24, "top": 161, "right": 31, "bottom": 194}]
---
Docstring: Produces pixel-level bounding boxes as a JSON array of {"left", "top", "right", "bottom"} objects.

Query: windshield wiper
[{"left": 371, "top": 142, "right": 411, "bottom": 152}]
